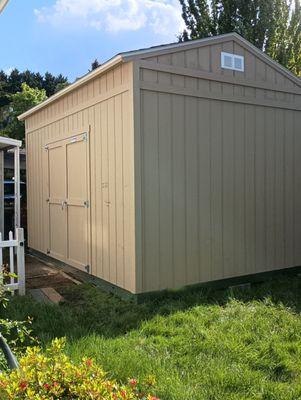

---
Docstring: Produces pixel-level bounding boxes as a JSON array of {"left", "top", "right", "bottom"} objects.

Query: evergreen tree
[{"left": 90, "top": 59, "right": 101, "bottom": 71}]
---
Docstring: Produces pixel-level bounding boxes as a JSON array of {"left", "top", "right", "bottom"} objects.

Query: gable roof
[{"left": 18, "top": 32, "right": 301, "bottom": 121}]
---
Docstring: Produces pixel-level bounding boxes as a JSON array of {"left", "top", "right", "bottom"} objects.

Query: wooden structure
[{"left": 19, "top": 33, "right": 301, "bottom": 295}]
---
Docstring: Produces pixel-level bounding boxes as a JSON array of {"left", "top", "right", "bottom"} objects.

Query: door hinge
[
  {"left": 83, "top": 132, "right": 88, "bottom": 141},
  {"left": 46, "top": 249, "right": 50, "bottom": 254},
  {"left": 44, "top": 145, "right": 49, "bottom": 151},
  {"left": 46, "top": 198, "right": 49, "bottom": 202},
  {"left": 84, "top": 200, "right": 89, "bottom": 208},
  {"left": 84, "top": 265, "right": 90, "bottom": 273}
]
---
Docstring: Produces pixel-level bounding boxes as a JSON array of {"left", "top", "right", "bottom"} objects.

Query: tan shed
[{"left": 19, "top": 33, "right": 301, "bottom": 296}]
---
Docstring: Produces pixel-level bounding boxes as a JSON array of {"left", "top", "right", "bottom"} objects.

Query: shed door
[{"left": 46, "top": 132, "right": 91, "bottom": 272}]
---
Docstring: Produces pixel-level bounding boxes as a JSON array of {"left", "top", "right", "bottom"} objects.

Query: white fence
[{"left": 0, "top": 228, "right": 25, "bottom": 295}]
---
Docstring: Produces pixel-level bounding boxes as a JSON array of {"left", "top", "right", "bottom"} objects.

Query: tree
[
  {"left": 1, "top": 83, "right": 47, "bottom": 142},
  {"left": 1, "top": 69, "right": 68, "bottom": 97},
  {"left": 179, "top": 0, "right": 301, "bottom": 76},
  {"left": 90, "top": 59, "right": 101, "bottom": 71}
]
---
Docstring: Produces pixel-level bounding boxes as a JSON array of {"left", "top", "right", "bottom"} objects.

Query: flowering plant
[{"left": 0, "top": 338, "right": 160, "bottom": 400}]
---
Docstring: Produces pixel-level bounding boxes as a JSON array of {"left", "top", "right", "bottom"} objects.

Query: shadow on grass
[{"left": 2, "top": 270, "right": 301, "bottom": 344}]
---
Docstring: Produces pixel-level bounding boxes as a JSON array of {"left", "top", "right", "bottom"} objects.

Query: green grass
[{"left": 3, "top": 274, "right": 301, "bottom": 399}]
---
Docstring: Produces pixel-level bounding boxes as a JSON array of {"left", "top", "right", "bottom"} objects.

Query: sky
[{"left": 1, "top": 0, "right": 185, "bottom": 82}]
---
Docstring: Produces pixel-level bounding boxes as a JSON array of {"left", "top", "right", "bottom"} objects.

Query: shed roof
[{"left": 18, "top": 32, "right": 301, "bottom": 121}]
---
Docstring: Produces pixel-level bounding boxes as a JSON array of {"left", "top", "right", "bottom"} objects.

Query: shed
[{"left": 18, "top": 33, "right": 301, "bottom": 295}]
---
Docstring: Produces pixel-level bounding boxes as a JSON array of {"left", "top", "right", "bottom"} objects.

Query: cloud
[{"left": 34, "top": 0, "right": 184, "bottom": 38}]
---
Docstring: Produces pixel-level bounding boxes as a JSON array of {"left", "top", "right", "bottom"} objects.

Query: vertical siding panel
[
  {"left": 142, "top": 91, "right": 160, "bottom": 291},
  {"left": 157, "top": 54, "right": 172, "bottom": 85},
  {"left": 108, "top": 98, "right": 117, "bottom": 283},
  {"left": 122, "top": 91, "right": 135, "bottom": 292},
  {"left": 245, "top": 105, "right": 256, "bottom": 274},
  {"left": 210, "top": 100, "right": 223, "bottom": 279},
  {"left": 42, "top": 127, "right": 47, "bottom": 252},
  {"left": 33, "top": 133, "right": 37, "bottom": 248},
  {"left": 198, "top": 46, "right": 210, "bottom": 72},
  {"left": 171, "top": 94, "right": 186, "bottom": 288},
  {"left": 294, "top": 112, "right": 301, "bottom": 263},
  {"left": 37, "top": 131, "right": 42, "bottom": 250},
  {"left": 185, "top": 96, "right": 199, "bottom": 284},
  {"left": 265, "top": 108, "right": 276, "bottom": 268},
  {"left": 222, "top": 102, "right": 235, "bottom": 277},
  {"left": 101, "top": 101, "right": 110, "bottom": 282},
  {"left": 284, "top": 110, "right": 294, "bottom": 266},
  {"left": 198, "top": 98, "right": 211, "bottom": 282},
  {"left": 185, "top": 49, "right": 198, "bottom": 69},
  {"left": 275, "top": 109, "right": 285, "bottom": 267},
  {"left": 158, "top": 93, "right": 173, "bottom": 289},
  {"left": 210, "top": 45, "right": 222, "bottom": 94},
  {"left": 91, "top": 105, "right": 99, "bottom": 277},
  {"left": 115, "top": 95, "right": 125, "bottom": 287},
  {"left": 171, "top": 52, "right": 185, "bottom": 87},
  {"left": 26, "top": 134, "right": 32, "bottom": 247},
  {"left": 234, "top": 103, "right": 245, "bottom": 275}
]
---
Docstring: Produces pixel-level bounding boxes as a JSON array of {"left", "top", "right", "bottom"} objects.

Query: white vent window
[{"left": 221, "top": 52, "right": 244, "bottom": 72}]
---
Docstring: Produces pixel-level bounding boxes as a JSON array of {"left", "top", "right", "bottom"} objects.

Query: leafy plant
[
  {"left": 0, "top": 338, "right": 160, "bottom": 400},
  {"left": 0, "top": 270, "right": 36, "bottom": 370}
]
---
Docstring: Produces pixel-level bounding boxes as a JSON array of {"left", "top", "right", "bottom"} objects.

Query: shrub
[
  {"left": 0, "top": 338, "right": 160, "bottom": 400},
  {"left": 0, "top": 271, "right": 35, "bottom": 370}
]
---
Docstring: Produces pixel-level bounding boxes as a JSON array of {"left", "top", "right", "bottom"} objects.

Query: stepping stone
[
  {"left": 29, "top": 288, "right": 52, "bottom": 304},
  {"left": 29, "top": 287, "right": 63, "bottom": 304}
]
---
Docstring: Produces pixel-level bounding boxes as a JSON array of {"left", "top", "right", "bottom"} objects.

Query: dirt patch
[{"left": 26, "top": 255, "right": 79, "bottom": 293}]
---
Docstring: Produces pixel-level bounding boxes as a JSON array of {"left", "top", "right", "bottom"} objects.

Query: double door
[{"left": 45, "top": 131, "right": 91, "bottom": 272}]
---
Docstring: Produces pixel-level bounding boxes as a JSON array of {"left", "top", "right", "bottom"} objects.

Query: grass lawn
[{"left": 3, "top": 273, "right": 301, "bottom": 399}]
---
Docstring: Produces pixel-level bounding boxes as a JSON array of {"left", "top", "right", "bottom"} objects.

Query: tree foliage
[
  {"left": 90, "top": 58, "right": 101, "bottom": 71},
  {"left": 1, "top": 83, "right": 47, "bottom": 142},
  {"left": 0, "top": 69, "right": 68, "bottom": 142},
  {"left": 179, "top": 0, "right": 301, "bottom": 76}
]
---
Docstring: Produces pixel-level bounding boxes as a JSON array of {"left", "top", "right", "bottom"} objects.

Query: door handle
[{"left": 61, "top": 200, "right": 67, "bottom": 210}]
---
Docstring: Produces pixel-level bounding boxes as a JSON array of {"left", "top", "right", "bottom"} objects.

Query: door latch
[{"left": 84, "top": 200, "right": 89, "bottom": 208}]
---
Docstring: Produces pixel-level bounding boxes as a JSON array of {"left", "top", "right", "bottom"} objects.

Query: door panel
[
  {"left": 48, "top": 145, "right": 66, "bottom": 199},
  {"left": 48, "top": 144, "right": 67, "bottom": 261},
  {"left": 49, "top": 204, "right": 66, "bottom": 260},
  {"left": 66, "top": 135, "right": 90, "bottom": 271},
  {"left": 67, "top": 206, "right": 88, "bottom": 268},
  {"left": 46, "top": 132, "right": 90, "bottom": 272}
]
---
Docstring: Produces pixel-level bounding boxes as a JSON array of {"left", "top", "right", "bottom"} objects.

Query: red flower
[
  {"left": 150, "top": 397, "right": 160, "bottom": 400},
  {"left": 43, "top": 383, "right": 51, "bottom": 391},
  {"left": 86, "top": 359, "right": 92, "bottom": 367},
  {"left": 121, "top": 390, "right": 127, "bottom": 398},
  {"left": 19, "top": 381, "right": 28, "bottom": 391},
  {"left": 53, "top": 381, "right": 59, "bottom": 387},
  {"left": 129, "top": 379, "right": 137, "bottom": 386}
]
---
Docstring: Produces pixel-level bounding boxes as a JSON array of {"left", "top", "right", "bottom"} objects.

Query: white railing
[{"left": 0, "top": 228, "right": 25, "bottom": 295}]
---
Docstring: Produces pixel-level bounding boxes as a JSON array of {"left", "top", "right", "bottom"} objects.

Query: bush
[
  {"left": 0, "top": 338, "right": 160, "bottom": 400},
  {"left": 0, "top": 271, "right": 35, "bottom": 370}
]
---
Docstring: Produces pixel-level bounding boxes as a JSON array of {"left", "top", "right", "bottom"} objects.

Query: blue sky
[{"left": 1, "top": 0, "right": 184, "bottom": 82}]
